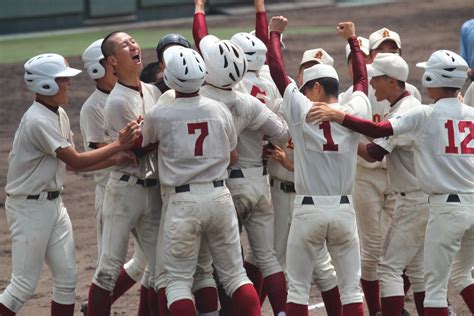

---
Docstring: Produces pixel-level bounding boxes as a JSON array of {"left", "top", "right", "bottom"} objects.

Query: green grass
[{"left": 0, "top": 26, "right": 333, "bottom": 64}]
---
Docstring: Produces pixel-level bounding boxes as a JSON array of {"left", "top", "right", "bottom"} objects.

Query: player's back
[
  {"left": 147, "top": 95, "right": 236, "bottom": 187},
  {"left": 394, "top": 98, "right": 474, "bottom": 194}
]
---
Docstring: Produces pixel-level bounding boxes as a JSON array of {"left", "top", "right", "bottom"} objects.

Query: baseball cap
[
  {"left": 299, "top": 48, "right": 334, "bottom": 67},
  {"left": 345, "top": 36, "right": 370, "bottom": 60},
  {"left": 300, "top": 64, "right": 339, "bottom": 89},
  {"left": 367, "top": 53, "right": 409, "bottom": 81},
  {"left": 369, "top": 28, "right": 401, "bottom": 50}
]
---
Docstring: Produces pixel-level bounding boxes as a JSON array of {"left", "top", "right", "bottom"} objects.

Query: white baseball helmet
[
  {"left": 199, "top": 35, "right": 247, "bottom": 89},
  {"left": 24, "top": 53, "right": 81, "bottom": 96},
  {"left": 230, "top": 32, "right": 267, "bottom": 71},
  {"left": 416, "top": 50, "right": 468, "bottom": 89},
  {"left": 82, "top": 39, "right": 105, "bottom": 80},
  {"left": 163, "top": 46, "right": 206, "bottom": 93}
]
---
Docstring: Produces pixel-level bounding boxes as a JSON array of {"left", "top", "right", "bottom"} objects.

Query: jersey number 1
[
  {"left": 188, "top": 122, "right": 209, "bottom": 156},
  {"left": 444, "top": 119, "right": 474, "bottom": 154},
  {"left": 319, "top": 121, "right": 339, "bottom": 151}
]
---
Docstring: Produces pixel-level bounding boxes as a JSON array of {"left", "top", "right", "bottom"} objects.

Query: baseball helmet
[
  {"left": 416, "top": 50, "right": 468, "bottom": 89},
  {"left": 82, "top": 39, "right": 106, "bottom": 80},
  {"left": 24, "top": 53, "right": 81, "bottom": 96},
  {"left": 163, "top": 46, "right": 206, "bottom": 93},
  {"left": 199, "top": 35, "right": 247, "bottom": 89},
  {"left": 156, "top": 33, "right": 191, "bottom": 63},
  {"left": 230, "top": 32, "right": 267, "bottom": 71}
]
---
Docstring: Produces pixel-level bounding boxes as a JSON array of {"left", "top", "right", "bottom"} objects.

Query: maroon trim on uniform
[
  {"left": 366, "top": 142, "right": 389, "bottom": 161},
  {"left": 193, "top": 12, "right": 209, "bottom": 53},
  {"left": 268, "top": 31, "right": 291, "bottom": 96},
  {"left": 342, "top": 114, "right": 394, "bottom": 138},
  {"left": 255, "top": 11, "right": 269, "bottom": 64},
  {"left": 96, "top": 85, "right": 111, "bottom": 95},
  {"left": 390, "top": 90, "right": 410, "bottom": 107},
  {"left": 118, "top": 81, "right": 142, "bottom": 97},
  {"left": 35, "top": 98, "right": 59, "bottom": 113},
  {"left": 348, "top": 35, "right": 368, "bottom": 95}
]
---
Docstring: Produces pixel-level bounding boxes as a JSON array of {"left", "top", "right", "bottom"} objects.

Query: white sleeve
[
  {"left": 388, "top": 105, "right": 431, "bottom": 139},
  {"left": 258, "top": 112, "right": 290, "bottom": 147},
  {"left": 279, "top": 82, "right": 313, "bottom": 124},
  {"left": 335, "top": 91, "right": 371, "bottom": 119},
  {"left": 141, "top": 111, "right": 159, "bottom": 147},
  {"left": 373, "top": 136, "right": 397, "bottom": 153},
  {"left": 29, "top": 118, "right": 71, "bottom": 156},
  {"left": 244, "top": 95, "right": 273, "bottom": 131},
  {"left": 80, "top": 106, "right": 107, "bottom": 144}
]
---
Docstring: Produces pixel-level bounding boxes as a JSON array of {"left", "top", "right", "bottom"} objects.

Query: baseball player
[
  {"left": 193, "top": 3, "right": 290, "bottom": 315},
  {"left": 80, "top": 39, "right": 151, "bottom": 315},
  {"left": 141, "top": 45, "right": 261, "bottom": 316},
  {"left": 0, "top": 53, "right": 139, "bottom": 316},
  {"left": 86, "top": 31, "right": 162, "bottom": 316},
  {"left": 310, "top": 49, "right": 474, "bottom": 316},
  {"left": 350, "top": 53, "right": 428, "bottom": 315},
  {"left": 337, "top": 27, "right": 421, "bottom": 316},
  {"left": 268, "top": 16, "right": 370, "bottom": 316}
]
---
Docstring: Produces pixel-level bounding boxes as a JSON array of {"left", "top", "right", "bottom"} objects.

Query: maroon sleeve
[
  {"left": 268, "top": 31, "right": 292, "bottom": 96},
  {"left": 366, "top": 143, "right": 389, "bottom": 161},
  {"left": 255, "top": 11, "right": 269, "bottom": 47},
  {"left": 348, "top": 35, "right": 368, "bottom": 95},
  {"left": 193, "top": 12, "right": 209, "bottom": 52},
  {"left": 342, "top": 114, "right": 394, "bottom": 138}
]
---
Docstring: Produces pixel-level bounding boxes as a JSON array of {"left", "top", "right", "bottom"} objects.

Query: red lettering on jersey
[
  {"left": 187, "top": 122, "right": 209, "bottom": 156},
  {"left": 319, "top": 121, "right": 339, "bottom": 152},
  {"left": 250, "top": 85, "right": 267, "bottom": 104},
  {"left": 287, "top": 137, "right": 294, "bottom": 150},
  {"left": 444, "top": 119, "right": 474, "bottom": 154},
  {"left": 373, "top": 114, "right": 382, "bottom": 123}
]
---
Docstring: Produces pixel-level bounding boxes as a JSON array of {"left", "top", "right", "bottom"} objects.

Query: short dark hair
[
  {"left": 396, "top": 80, "right": 406, "bottom": 89},
  {"left": 140, "top": 62, "right": 161, "bottom": 83},
  {"left": 442, "top": 87, "right": 459, "bottom": 94},
  {"left": 101, "top": 31, "right": 122, "bottom": 59},
  {"left": 302, "top": 77, "right": 339, "bottom": 97}
]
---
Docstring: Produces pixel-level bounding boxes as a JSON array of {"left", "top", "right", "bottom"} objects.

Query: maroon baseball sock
[
  {"left": 460, "top": 283, "right": 474, "bottom": 312},
  {"left": 231, "top": 283, "right": 260, "bottom": 316},
  {"left": 194, "top": 286, "right": 218, "bottom": 313},
  {"left": 424, "top": 307, "right": 448, "bottom": 316},
  {"left": 137, "top": 286, "right": 150, "bottom": 316},
  {"left": 244, "top": 261, "right": 263, "bottom": 298},
  {"left": 0, "top": 303, "right": 16, "bottom": 316},
  {"left": 169, "top": 299, "right": 195, "bottom": 316},
  {"left": 157, "top": 287, "right": 171, "bottom": 316},
  {"left": 321, "top": 286, "right": 342, "bottom": 316},
  {"left": 413, "top": 291, "right": 425, "bottom": 315},
  {"left": 342, "top": 302, "right": 364, "bottom": 316},
  {"left": 51, "top": 301, "right": 74, "bottom": 316},
  {"left": 381, "top": 296, "right": 404, "bottom": 316},
  {"left": 263, "top": 271, "right": 287, "bottom": 314},
  {"left": 286, "top": 302, "right": 309, "bottom": 316},
  {"left": 147, "top": 288, "right": 159, "bottom": 316},
  {"left": 87, "top": 283, "right": 112, "bottom": 316},
  {"left": 360, "top": 279, "right": 381, "bottom": 315},
  {"left": 111, "top": 267, "right": 137, "bottom": 303}
]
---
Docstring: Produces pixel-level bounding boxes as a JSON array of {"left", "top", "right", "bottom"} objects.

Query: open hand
[
  {"left": 118, "top": 121, "right": 141, "bottom": 149},
  {"left": 114, "top": 150, "right": 138, "bottom": 167}
]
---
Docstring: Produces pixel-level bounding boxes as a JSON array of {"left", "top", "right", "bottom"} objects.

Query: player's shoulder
[{"left": 81, "top": 90, "right": 107, "bottom": 113}]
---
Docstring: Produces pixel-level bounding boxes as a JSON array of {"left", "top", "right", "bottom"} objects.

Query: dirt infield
[{"left": 0, "top": 0, "right": 472, "bottom": 314}]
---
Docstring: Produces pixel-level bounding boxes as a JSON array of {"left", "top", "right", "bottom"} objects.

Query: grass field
[{"left": 0, "top": 26, "right": 333, "bottom": 64}]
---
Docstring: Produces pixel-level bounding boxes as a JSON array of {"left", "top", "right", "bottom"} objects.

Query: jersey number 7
[{"left": 188, "top": 122, "right": 209, "bottom": 156}]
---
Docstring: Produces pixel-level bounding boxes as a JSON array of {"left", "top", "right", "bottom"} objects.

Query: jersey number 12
[
  {"left": 188, "top": 122, "right": 209, "bottom": 156},
  {"left": 444, "top": 119, "right": 474, "bottom": 154}
]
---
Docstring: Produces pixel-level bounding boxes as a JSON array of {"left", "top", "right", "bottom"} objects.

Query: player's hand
[
  {"left": 194, "top": 0, "right": 206, "bottom": 12},
  {"left": 262, "top": 142, "right": 274, "bottom": 159},
  {"left": 269, "top": 16, "right": 288, "bottom": 33},
  {"left": 457, "top": 91, "right": 464, "bottom": 103},
  {"left": 118, "top": 121, "right": 141, "bottom": 149},
  {"left": 306, "top": 102, "right": 344, "bottom": 124},
  {"left": 271, "top": 144, "right": 294, "bottom": 171},
  {"left": 337, "top": 22, "right": 356, "bottom": 40},
  {"left": 114, "top": 150, "right": 138, "bottom": 167}
]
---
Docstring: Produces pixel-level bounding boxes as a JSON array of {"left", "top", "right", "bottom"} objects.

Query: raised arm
[
  {"left": 337, "top": 22, "right": 368, "bottom": 95},
  {"left": 268, "top": 16, "right": 292, "bottom": 96},
  {"left": 193, "top": 0, "right": 209, "bottom": 51},
  {"left": 254, "top": 0, "right": 269, "bottom": 47}
]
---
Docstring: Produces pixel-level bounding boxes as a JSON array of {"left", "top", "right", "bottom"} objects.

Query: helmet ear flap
[
  {"left": 86, "top": 61, "right": 106, "bottom": 80},
  {"left": 34, "top": 78, "right": 59, "bottom": 96}
]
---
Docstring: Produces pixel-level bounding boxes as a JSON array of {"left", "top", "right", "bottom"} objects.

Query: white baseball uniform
[
  {"left": 339, "top": 83, "right": 421, "bottom": 282},
  {"left": 141, "top": 94, "right": 252, "bottom": 307},
  {"left": 280, "top": 81, "right": 370, "bottom": 306},
  {"left": 80, "top": 88, "right": 147, "bottom": 284},
  {"left": 2, "top": 101, "right": 77, "bottom": 312},
  {"left": 92, "top": 82, "right": 162, "bottom": 292},
  {"left": 371, "top": 94, "right": 430, "bottom": 299},
  {"left": 200, "top": 85, "right": 289, "bottom": 280},
  {"left": 387, "top": 97, "right": 474, "bottom": 309}
]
